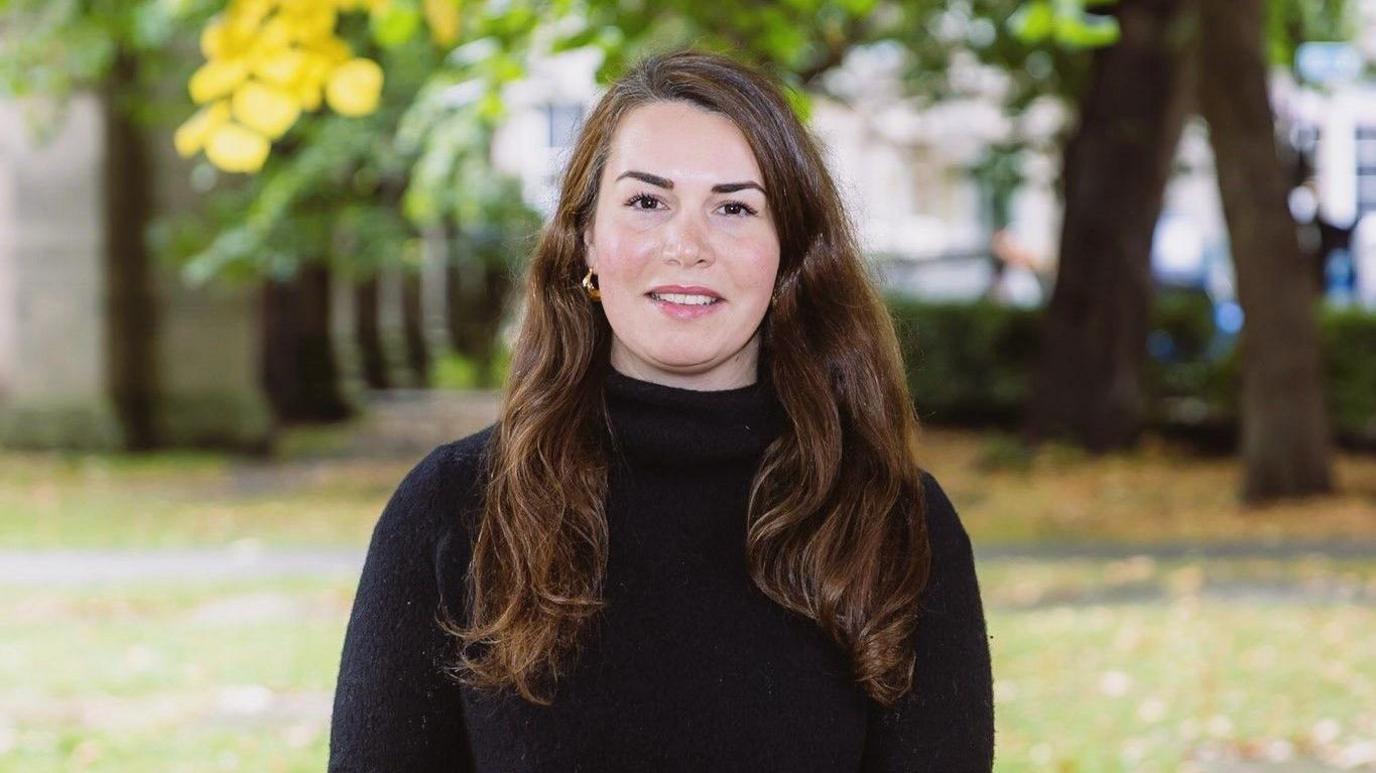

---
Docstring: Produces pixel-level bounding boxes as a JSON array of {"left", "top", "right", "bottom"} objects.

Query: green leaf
[
  {"left": 371, "top": 0, "right": 422, "bottom": 49},
  {"left": 1055, "top": 14, "right": 1120, "bottom": 48},
  {"left": 1009, "top": 1, "right": 1056, "bottom": 44}
]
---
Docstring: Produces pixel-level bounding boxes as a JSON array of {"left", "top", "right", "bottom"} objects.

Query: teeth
[{"left": 651, "top": 292, "right": 719, "bottom": 305}]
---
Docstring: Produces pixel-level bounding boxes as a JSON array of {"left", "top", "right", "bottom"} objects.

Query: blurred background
[{"left": 2, "top": 0, "right": 1376, "bottom": 769}]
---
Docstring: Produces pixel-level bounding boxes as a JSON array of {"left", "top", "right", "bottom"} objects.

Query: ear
[{"left": 582, "top": 227, "right": 596, "bottom": 271}]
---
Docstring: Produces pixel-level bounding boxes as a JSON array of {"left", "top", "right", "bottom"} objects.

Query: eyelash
[{"left": 624, "top": 192, "right": 759, "bottom": 217}]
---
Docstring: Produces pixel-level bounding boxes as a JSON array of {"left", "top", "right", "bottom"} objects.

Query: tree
[
  {"left": 1198, "top": 0, "right": 1334, "bottom": 501},
  {"left": 1022, "top": 0, "right": 1199, "bottom": 452},
  {"left": 0, "top": 0, "right": 226, "bottom": 447}
]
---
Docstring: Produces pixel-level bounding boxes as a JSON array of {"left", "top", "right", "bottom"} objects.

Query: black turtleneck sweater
[{"left": 328, "top": 368, "right": 995, "bottom": 771}]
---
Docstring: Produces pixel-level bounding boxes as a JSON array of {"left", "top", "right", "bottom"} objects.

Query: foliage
[
  {"left": 2, "top": 0, "right": 1359, "bottom": 290},
  {"left": 1267, "top": 0, "right": 1354, "bottom": 70},
  {"left": 1007, "top": 0, "right": 1120, "bottom": 50},
  {"left": 887, "top": 296, "right": 1376, "bottom": 443},
  {"left": 172, "top": 0, "right": 454, "bottom": 173},
  {"left": 0, "top": 0, "right": 222, "bottom": 139}
]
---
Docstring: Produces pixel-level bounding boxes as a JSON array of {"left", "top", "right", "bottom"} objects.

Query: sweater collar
[{"left": 602, "top": 359, "right": 786, "bottom": 470}]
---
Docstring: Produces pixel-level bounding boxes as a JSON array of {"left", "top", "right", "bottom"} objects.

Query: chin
[{"left": 649, "top": 354, "right": 718, "bottom": 371}]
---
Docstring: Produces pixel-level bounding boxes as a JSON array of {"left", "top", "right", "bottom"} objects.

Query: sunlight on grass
[
  {"left": 3, "top": 425, "right": 1374, "bottom": 550},
  {"left": 0, "top": 577, "right": 349, "bottom": 770},
  {"left": 0, "top": 562, "right": 1373, "bottom": 769},
  {"left": 0, "top": 450, "right": 413, "bottom": 549},
  {"left": 919, "top": 427, "right": 1376, "bottom": 545},
  {"left": 2, "top": 425, "right": 1375, "bottom": 768},
  {"left": 992, "top": 599, "right": 1376, "bottom": 770}
]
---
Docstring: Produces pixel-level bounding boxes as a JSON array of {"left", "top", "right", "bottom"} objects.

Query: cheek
[
  {"left": 735, "top": 236, "right": 781, "bottom": 296},
  {"left": 594, "top": 230, "right": 656, "bottom": 281}
]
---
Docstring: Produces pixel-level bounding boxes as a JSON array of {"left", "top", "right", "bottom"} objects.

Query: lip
[
  {"left": 646, "top": 291, "right": 725, "bottom": 321},
  {"left": 645, "top": 285, "right": 723, "bottom": 299}
]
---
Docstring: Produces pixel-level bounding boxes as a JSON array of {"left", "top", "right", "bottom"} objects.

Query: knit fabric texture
[{"left": 328, "top": 366, "right": 995, "bottom": 771}]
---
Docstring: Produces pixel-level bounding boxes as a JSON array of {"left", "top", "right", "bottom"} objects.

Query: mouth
[
  {"left": 644, "top": 291, "right": 725, "bottom": 307},
  {"left": 644, "top": 291, "right": 726, "bottom": 320}
]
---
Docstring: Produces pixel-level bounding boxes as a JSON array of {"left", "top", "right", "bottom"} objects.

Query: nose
[{"left": 661, "top": 210, "right": 714, "bottom": 266}]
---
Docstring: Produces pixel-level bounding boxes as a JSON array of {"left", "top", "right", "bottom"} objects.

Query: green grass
[
  {"left": 992, "top": 598, "right": 1376, "bottom": 770},
  {"left": 3, "top": 419, "right": 1376, "bottom": 552},
  {"left": 2, "top": 425, "right": 1376, "bottom": 769},
  {"left": 0, "top": 576, "right": 350, "bottom": 770},
  {"left": 0, "top": 449, "right": 412, "bottom": 549},
  {"left": 1, "top": 562, "right": 1374, "bottom": 769}
]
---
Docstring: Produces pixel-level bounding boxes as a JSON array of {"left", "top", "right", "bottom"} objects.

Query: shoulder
[
  {"left": 444, "top": 422, "right": 499, "bottom": 470},
  {"left": 917, "top": 469, "right": 971, "bottom": 548},
  {"left": 397, "top": 423, "right": 498, "bottom": 497},
  {"left": 371, "top": 423, "right": 498, "bottom": 544}
]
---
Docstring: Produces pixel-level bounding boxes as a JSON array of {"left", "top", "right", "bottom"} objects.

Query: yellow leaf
[
  {"left": 298, "top": 51, "right": 334, "bottom": 83},
  {"left": 251, "top": 47, "right": 308, "bottom": 87},
  {"left": 189, "top": 58, "right": 248, "bottom": 104},
  {"left": 173, "top": 100, "right": 231, "bottom": 157},
  {"left": 200, "top": 19, "right": 229, "bottom": 59},
  {"left": 231, "top": 80, "right": 302, "bottom": 139},
  {"left": 291, "top": 53, "right": 333, "bottom": 111},
  {"left": 423, "top": 0, "right": 461, "bottom": 46},
  {"left": 295, "top": 80, "right": 323, "bottom": 111},
  {"left": 254, "top": 15, "right": 294, "bottom": 52},
  {"left": 228, "top": 0, "right": 273, "bottom": 27},
  {"left": 304, "top": 36, "right": 352, "bottom": 65},
  {"left": 335, "top": 0, "right": 393, "bottom": 13},
  {"left": 280, "top": 6, "right": 337, "bottom": 42},
  {"left": 205, "top": 122, "right": 271, "bottom": 174},
  {"left": 325, "top": 58, "right": 383, "bottom": 117}
]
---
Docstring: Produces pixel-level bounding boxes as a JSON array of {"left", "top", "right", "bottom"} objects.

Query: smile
[{"left": 645, "top": 292, "right": 725, "bottom": 320}]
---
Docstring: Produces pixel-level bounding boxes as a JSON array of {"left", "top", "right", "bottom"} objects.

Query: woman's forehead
[{"left": 604, "top": 102, "right": 764, "bottom": 187}]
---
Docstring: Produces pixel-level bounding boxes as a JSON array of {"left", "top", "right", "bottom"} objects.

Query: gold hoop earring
[{"left": 582, "top": 267, "right": 601, "bottom": 302}]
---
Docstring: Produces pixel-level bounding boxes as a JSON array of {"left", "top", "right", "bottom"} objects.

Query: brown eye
[
  {"left": 626, "top": 194, "right": 662, "bottom": 211},
  {"left": 721, "top": 201, "right": 758, "bottom": 217}
]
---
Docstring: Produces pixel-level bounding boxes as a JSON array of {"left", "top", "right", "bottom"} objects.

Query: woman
[{"left": 329, "top": 49, "right": 995, "bottom": 771}]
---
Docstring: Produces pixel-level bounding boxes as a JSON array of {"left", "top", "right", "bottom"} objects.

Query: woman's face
[{"left": 583, "top": 100, "right": 781, "bottom": 391}]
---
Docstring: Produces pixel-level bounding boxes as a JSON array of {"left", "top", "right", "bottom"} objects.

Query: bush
[
  {"left": 887, "top": 295, "right": 1041, "bottom": 426},
  {"left": 886, "top": 295, "right": 1376, "bottom": 445}
]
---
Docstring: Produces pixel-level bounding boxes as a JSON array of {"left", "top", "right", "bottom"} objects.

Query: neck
[
  {"left": 601, "top": 356, "right": 785, "bottom": 470},
  {"left": 608, "top": 337, "right": 762, "bottom": 391}
]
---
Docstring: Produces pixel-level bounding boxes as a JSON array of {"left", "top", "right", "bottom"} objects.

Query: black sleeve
[
  {"left": 328, "top": 443, "right": 473, "bottom": 771},
  {"left": 860, "top": 471, "right": 996, "bottom": 772}
]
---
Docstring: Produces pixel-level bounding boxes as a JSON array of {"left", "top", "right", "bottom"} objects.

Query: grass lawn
[
  {"left": 1, "top": 563, "right": 1374, "bottom": 770},
  {"left": 3, "top": 426, "right": 1374, "bottom": 551},
  {"left": 2, "top": 424, "right": 1375, "bottom": 769},
  {"left": 0, "top": 576, "right": 350, "bottom": 771}
]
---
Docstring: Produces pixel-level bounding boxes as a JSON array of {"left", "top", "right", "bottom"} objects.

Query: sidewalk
[
  {"left": 5, "top": 539, "right": 1376, "bottom": 599},
  {"left": 0, "top": 544, "right": 363, "bottom": 586}
]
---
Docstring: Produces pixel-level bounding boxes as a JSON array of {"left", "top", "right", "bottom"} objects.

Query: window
[{"left": 544, "top": 103, "right": 584, "bottom": 148}]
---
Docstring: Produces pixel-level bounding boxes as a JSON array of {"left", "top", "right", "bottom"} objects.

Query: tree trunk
[
  {"left": 445, "top": 230, "right": 514, "bottom": 389},
  {"left": 1023, "top": 0, "right": 1199, "bottom": 452},
  {"left": 1198, "top": 0, "right": 1333, "bottom": 502},
  {"left": 401, "top": 270, "right": 430, "bottom": 388},
  {"left": 101, "top": 49, "right": 159, "bottom": 449},
  {"left": 261, "top": 263, "right": 353, "bottom": 423},
  {"left": 353, "top": 275, "right": 390, "bottom": 390}
]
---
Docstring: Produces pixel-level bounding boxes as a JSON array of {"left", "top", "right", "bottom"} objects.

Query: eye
[
  {"left": 720, "top": 201, "right": 758, "bottom": 217},
  {"left": 625, "top": 193, "right": 664, "bottom": 211}
]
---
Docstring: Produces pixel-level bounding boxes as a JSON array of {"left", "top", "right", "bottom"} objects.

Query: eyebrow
[{"left": 615, "top": 170, "right": 765, "bottom": 195}]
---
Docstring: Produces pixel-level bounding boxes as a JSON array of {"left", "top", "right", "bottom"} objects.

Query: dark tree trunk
[
  {"left": 101, "top": 50, "right": 159, "bottom": 450},
  {"left": 352, "top": 275, "right": 390, "bottom": 390},
  {"left": 401, "top": 270, "right": 431, "bottom": 387},
  {"left": 444, "top": 230, "right": 514, "bottom": 389},
  {"left": 261, "top": 263, "right": 352, "bottom": 423},
  {"left": 1023, "top": 0, "right": 1200, "bottom": 452},
  {"left": 1198, "top": 0, "right": 1333, "bottom": 502}
]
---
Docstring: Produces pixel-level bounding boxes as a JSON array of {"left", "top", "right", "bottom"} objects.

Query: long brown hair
[{"left": 440, "top": 47, "right": 932, "bottom": 708}]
